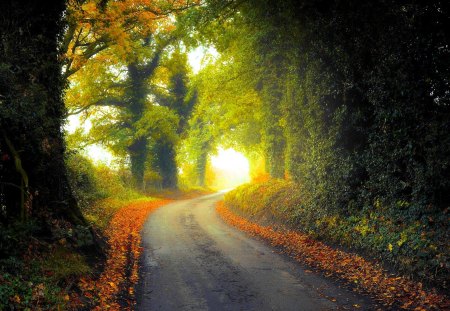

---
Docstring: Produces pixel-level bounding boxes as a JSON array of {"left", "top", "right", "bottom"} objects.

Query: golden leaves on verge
[
  {"left": 216, "top": 202, "right": 449, "bottom": 311},
  {"left": 77, "top": 199, "right": 171, "bottom": 310}
]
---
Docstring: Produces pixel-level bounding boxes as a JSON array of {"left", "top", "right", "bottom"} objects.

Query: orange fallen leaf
[
  {"left": 77, "top": 199, "right": 171, "bottom": 310},
  {"left": 216, "top": 201, "right": 450, "bottom": 311}
]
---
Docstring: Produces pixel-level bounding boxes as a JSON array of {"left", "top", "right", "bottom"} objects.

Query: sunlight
[
  {"left": 65, "top": 115, "right": 117, "bottom": 167},
  {"left": 187, "top": 45, "right": 219, "bottom": 73},
  {"left": 85, "top": 144, "right": 116, "bottom": 167},
  {"left": 210, "top": 147, "right": 250, "bottom": 189}
]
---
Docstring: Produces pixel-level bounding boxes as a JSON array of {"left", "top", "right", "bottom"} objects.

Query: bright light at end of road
[{"left": 210, "top": 148, "right": 250, "bottom": 189}]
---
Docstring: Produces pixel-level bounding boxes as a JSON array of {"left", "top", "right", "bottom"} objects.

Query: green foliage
[
  {"left": 225, "top": 180, "right": 302, "bottom": 225},
  {"left": 65, "top": 41, "right": 198, "bottom": 189},
  {"left": 65, "top": 152, "right": 145, "bottom": 230},
  {"left": 0, "top": 271, "right": 66, "bottom": 310},
  {"left": 41, "top": 246, "right": 91, "bottom": 280},
  {"left": 197, "top": 0, "right": 449, "bottom": 288},
  {"left": 177, "top": 113, "right": 214, "bottom": 187},
  {"left": 66, "top": 152, "right": 104, "bottom": 210}
]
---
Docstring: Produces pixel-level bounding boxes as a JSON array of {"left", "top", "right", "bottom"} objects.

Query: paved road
[{"left": 136, "top": 193, "right": 377, "bottom": 311}]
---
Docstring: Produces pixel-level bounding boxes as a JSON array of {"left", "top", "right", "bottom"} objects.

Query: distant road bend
[{"left": 137, "top": 193, "right": 376, "bottom": 311}]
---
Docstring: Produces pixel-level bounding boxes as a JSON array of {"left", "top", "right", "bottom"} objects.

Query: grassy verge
[
  {"left": 0, "top": 193, "right": 147, "bottom": 310},
  {"left": 224, "top": 180, "right": 448, "bottom": 294},
  {"left": 0, "top": 150, "right": 210, "bottom": 310},
  {"left": 217, "top": 201, "right": 449, "bottom": 310}
]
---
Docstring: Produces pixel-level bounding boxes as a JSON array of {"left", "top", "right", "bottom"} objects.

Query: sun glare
[
  {"left": 85, "top": 144, "right": 116, "bottom": 167},
  {"left": 210, "top": 148, "right": 250, "bottom": 189},
  {"left": 187, "top": 45, "right": 219, "bottom": 74}
]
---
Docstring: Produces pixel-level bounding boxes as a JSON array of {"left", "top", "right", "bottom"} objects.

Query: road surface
[{"left": 136, "top": 193, "right": 377, "bottom": 311}]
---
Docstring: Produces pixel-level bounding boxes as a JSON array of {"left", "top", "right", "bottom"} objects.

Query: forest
[{"left": 0, "top": 0, "right": 448, "bottom": 310}]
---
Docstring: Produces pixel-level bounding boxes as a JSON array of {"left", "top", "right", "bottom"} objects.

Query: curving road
[{"left": 136, "top": 193, "right": 377, "bottom": 311}]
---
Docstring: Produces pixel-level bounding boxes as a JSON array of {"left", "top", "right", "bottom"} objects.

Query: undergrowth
[
  {"left": 0, "top": 152, "right": 150, "bottom": 310},
  {"left": 0, "top": 220, "right": 91, "bottom": 310}
]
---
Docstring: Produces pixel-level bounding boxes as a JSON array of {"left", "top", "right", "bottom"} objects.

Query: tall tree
[
  {"left": 65, "top": 1, "right": 200, "bottom": 189},
  {"left": 66, "top": 37, "right": 179, "bottom": 188},
  {"left": 0, "top": 0, "right": 86, "bottom": 225},
  {"left": 152, "top": 50, "right": 197, "bottom": 188}
]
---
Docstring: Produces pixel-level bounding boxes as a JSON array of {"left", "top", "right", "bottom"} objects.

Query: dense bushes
[
  {"left": 65, "top": 152, "right": 143, "bottom": 231},
  {"left": 198, "top": 1, "right": 449, "bottom": 288},
  {"left": 225, "top": 181, "right": 448, "bottom": 288},
  {"left": 204, "top": 0, "right": 449, "bottom": 244},
  {"left": 215, "top": 0, "right": 449, "bottom": 288}
]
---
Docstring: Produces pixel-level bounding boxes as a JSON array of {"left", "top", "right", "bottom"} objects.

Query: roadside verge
[
  {"left": 73, "top": 199, "right": 171, "bottom": 310},
  {"left": 217, "top": 201, "right": 449, "bottom": 310}
]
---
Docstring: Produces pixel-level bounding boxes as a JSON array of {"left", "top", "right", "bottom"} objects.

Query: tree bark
[
  {"left": 0, "top": 0, "right": 87, "bottom": 225},
  {"left": 154, "top": 141, "right": 178, "bottom": 189},
  {"left": 129, "top": 137, "right": 148, "bottom": 189}
]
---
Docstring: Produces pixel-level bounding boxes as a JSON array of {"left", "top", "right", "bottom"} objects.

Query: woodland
[{"left": 0, "top": 0, "right": 448, "bottom": 309}]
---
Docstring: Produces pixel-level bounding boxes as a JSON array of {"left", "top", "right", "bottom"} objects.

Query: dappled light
[{"left": 208, "top": 147, "right": 250, "bottom": 190}]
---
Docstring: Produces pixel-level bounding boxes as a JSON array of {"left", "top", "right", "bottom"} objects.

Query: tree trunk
[
  {"left": 129, "top": 137, "right": 148, "bottom": 189},
  {"left": 196, "top": 149, "right": 208, "bottom": 187},
  {"left": 155, "top": 141, "right": 178, "bottom": 189},
  {"left": 0, "top": 0, "right": 87, "bottom": 225}
]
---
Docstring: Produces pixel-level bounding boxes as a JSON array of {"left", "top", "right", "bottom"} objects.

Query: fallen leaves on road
[
  {"left": 216, "top": 201, "right": 449, "bottom": 310},
  {"left": 77, "top": 199, "right": 171, "bottom": 310}
]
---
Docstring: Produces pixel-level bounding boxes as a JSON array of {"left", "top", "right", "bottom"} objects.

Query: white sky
[
  {"left": 187, "top": 45, "right": 219, "bottom": 74},
  {"left": 210, "top": 147, "right": 250, "bottom": 189}
]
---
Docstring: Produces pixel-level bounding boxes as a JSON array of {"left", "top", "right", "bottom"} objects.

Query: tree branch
[
  {"left": 68, "top": 97, "right": 125, "bottom": 115},
  {"left": 140, "top": 49, "right": 164, "bottom": 78}
]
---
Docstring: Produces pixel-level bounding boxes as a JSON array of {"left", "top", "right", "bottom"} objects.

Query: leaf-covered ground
[
  {"left": 72, "top": 199, "right": 171, "bottom": 310},
  {"left": 217, "top": 201, "right": 449, "bottom": 310}
]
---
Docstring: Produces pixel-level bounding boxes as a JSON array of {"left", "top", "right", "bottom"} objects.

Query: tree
[
  {"left": 180, "top": 0, "right": 449, "bottom": 283},
  {"left": 178, "top": 113, "right": 214, "bottom": 187},
  {"left": 62, "top": 0, "right": 197, "bottom": 78},
  {"left": 66, "top": 42, "right": 201, "bottom": 189},
  {"left": 151, "top": 50, "right": 197, "bottom": 188},
  {"left": 65, "top": 1, "right": 202, "bottom": 189},
  {"left": 191, "top": 0, "right": 449, "bottom": 219},
  {"left": 0, "top": 0, "right": 87, "bottom": 225},
  {"left": 66, "top": 37, "right": 179, "bottom": 188}
]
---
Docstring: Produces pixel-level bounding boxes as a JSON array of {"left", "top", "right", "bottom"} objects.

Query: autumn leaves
[
  {"left": 76, "top": 199, "right": 170, "bottom": 310},
  {"left": 216, "top": 201, "right": 449, "bottom": 310}
]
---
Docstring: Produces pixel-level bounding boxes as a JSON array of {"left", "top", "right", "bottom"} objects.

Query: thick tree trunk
[
  {"left": 0, "top": 0, "right": 87, "bottom": 225},
  {"left": 155, "top": 141, "right": 178, "bottom": 189},
  {"left": 127, "top": 63, "right": 148, "bottom": 190},
  {"left": 196, "top": 150, "right": 208, "bottom": 187},
  {"left": 129, "top": 137, "right": 148, "bottom": 189}
]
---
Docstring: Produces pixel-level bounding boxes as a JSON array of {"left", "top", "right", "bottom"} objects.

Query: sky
[{"left": 187, "top": 45, "right": 219, "bottom": 74}]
